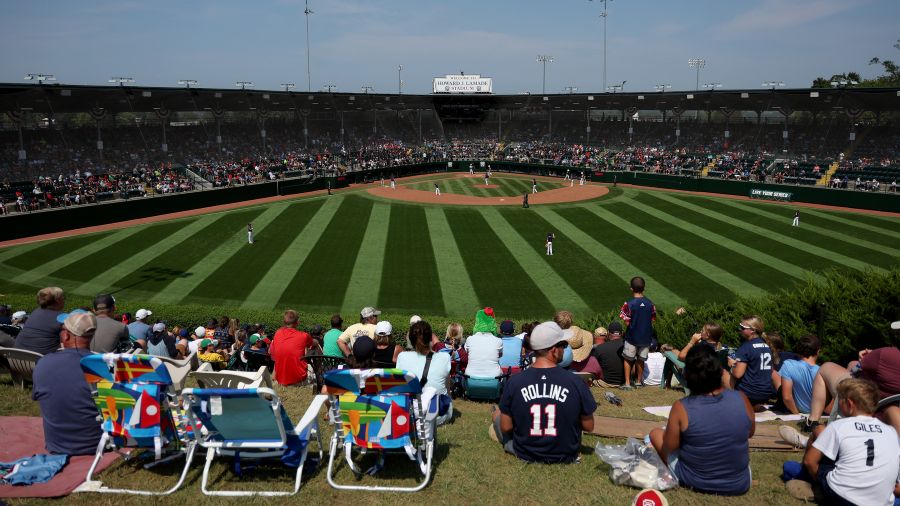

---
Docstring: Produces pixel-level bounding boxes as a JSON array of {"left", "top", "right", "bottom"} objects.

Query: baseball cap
[
  {"left": 360, "top": 307, "right": 381, "bottom": 318},
  {"left": 891, "top": 321, "right": 900, "bottom": 330},
  {"left": 57, "top": 308, "right": 89, "bottom": 324},
  {"left": 61, "top": 311, "right": 98, "bottom": 338},
  {"left": 194, "top": 326, "right": 207, "bottom": 338},
  {"left": 152, "top": 322, "right": 166, "bottom": 333},
  {"left": 93, "top": 293, "right": 116, "bottom": 311},
  {"left": 352, "top": 335, "right": 376, "bottom": 362},
  {"left": 499, "top": 320, "right": 515, "bottom": 335},
  {"left": 135, "top": 308, "right": 153, "bottom": 320},
  {"left": 376, "top": 321, "right": 393, "bottom": 336},
  {"left": 409, "top": 315, "right": 422, "bottom": 325},
  {"left": 310, "top": 324, "right": 325, "bottom": 336},
  {"left": 608, "top": 321, "right": 623, "bottom": 333},
  {"left": 528, "top": 322, "right": 566, "bottom": 351},
  {"left": 178, "top": 328, "right": 189, "bottom": 338},
  {"left": 249, "top": 333, "right": 261, "bottom": 345},
  {"left": 200, "top": 338, "right": 212, "bottom": 348},
  {"left": 12, "top": 310, "right": 27, "bottom": 321}
]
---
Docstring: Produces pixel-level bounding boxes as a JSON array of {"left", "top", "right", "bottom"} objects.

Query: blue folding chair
[{"left": 182, "top": 387, "right": 326, "bottom": 496}]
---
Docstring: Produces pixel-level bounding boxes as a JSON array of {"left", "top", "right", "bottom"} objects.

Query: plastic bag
[{"left": 595, "top": 437, "right": 678, "bottom": 491}]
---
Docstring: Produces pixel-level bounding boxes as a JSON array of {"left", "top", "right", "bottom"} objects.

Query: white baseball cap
[
  {"left": 12, "top": 311, "right": 27, "bottom": 321},
  {"left": 194, "top": 326, "right": 207, "bottom": 338},
  {"left": 528, "top": 322, "right": 567, "bottom": 351},
  {"left": 135, "top": 308, "right": 153, "bottom": 320},
  {"left": 360, "top": 306, "right": 381, "bottom": 318},
  {"left": 376, "top": 321, "right": 393, "bottom": 336},
  {"left": 891, "top": 321, "right": 900, "bottom": 330},
  {"left": 409, "top": 315, "right": 422, "bottom": 325}
]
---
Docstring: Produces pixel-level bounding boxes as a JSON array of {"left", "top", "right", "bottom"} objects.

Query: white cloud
[{"left": 716, "top": 0, "right": 868, "bottom": 36}]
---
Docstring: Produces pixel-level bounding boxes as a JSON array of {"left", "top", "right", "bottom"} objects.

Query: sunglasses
[{"left": 738, "top": 324, "right": 753, "bottom": 331}]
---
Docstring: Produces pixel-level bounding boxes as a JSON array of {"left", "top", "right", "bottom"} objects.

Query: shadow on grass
[{"left": 111, "top": 266, "right": 193, "bottom": 294}]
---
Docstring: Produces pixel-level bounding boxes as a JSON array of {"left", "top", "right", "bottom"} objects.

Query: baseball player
[
  {"left": 792, "top": 210, "right": 800, "bottom": 227},
  {"left": 484, "top": 173, "right": 490, "bottom": 186},
  {"left": 390, "top": 177, "right": 396, "bottom": 189},
  {"left": 532, "top": 178, "right": 538, "bottom": 194},
  {"left": 247, "top": 223, "right": 254, "bottom": 244},
  {"left": 435, "top": 183, "right": 441, "bottom": 196},
  {"left": 546, "top": 232, "right": 555, "bottom": 256}
]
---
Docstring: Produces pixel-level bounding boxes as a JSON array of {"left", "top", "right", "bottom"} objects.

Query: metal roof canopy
[{"left": 0, "top": 83, "right": 898, "bottom": 116}]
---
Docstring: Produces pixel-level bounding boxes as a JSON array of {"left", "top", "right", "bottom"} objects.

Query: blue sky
[{"left": 1, "top": 0, "right": 898, "bottom": 94}]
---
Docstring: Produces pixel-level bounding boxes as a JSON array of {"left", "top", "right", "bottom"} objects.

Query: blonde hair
[
  {"left": 594, "top": 327, "right": 608, "bottom": 338},
  {"left": 836, "top": 378, "right": 879, "bottom": 415},
  {"left": 37, "top": 287, "right": 65, "bottom": 308},
  {"left": 374, "top": 333, "right": 391, "bottom": 347},
  {"left": 741, "top": 315, "right": 766, "bottom": 341},
  {"left": 445, "top": 323, "right": 464, "bottom": 347},
  {"left": 553, "top": 310, "right": 573, "bottom": 330}
]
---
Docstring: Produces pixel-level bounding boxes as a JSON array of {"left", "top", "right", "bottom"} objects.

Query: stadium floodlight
[
  {"left": 178, "top": 79, "right": 198, "bottom": 88},
  {"left": 607, "top": 81, "right": 625, "bottom": 93},
  {"left": 536, "top": 55, "right": 554, "bottom": 94},
  {"left": 762, "top": 81, "right": 785, "bottom": 90},
  {"left": 588, "top": 0, "right": 612, "bottom": 92},
  {"left": 108, "top": 77, "right": 135, "bottom": 86},
  {"left": 703, "top": 82, "right": 723, "bottom": 91},
  {"left": 654, "top": 83, "right": 672, "bottom": 92},
  {"left": 398, "top": 65, "right": 403, "bottom": 95},
  {"left": 323, "top": 84, "right": 337, "bottom": 93},
  {"left": 304, "top": 0, "right": 314, "bottom": 92},
  {"left": 281, "top": 83, "right": 296, "bottom": 92},
  {"left": 235, "top": 81, "right": 254, "bottom": 90},
  {"left": 688, "top": 58, "right": 706, "bottom": 90},
  {"left": 24, "top": 73, "right": 56, "bottom": 84},
  {"left": 830, "top": 80, "right": 859, "bottom": 87},
  {"left": 361, "top": 85, "right": 374, "bottom": 94},
  {"left": 564, "top": 86, "right": 578, "bottom": 94}
]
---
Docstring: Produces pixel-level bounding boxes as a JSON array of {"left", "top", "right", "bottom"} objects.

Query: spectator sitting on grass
[
  {"left": 188, "top": 326, "right": 207, "bottom": 355},
  {"left": 555, "top": 310, "right": 601, "bottom": 378},
  {"left": 0, "top": 310, "right": 26, "bottom": 348},
  {"left": 729, "top": 315, "right": 775, "bottom": 411},
  {"left": 337, "top": 307, "right": 380, "bottom": 358},
  {"left": 590, "top": 321, "right": 625, "bottom": 386},
  {"left": 773, "top": 334, "right": 820, "bottom": 415},
  {"left": 89, "top": 294, "right": 129, "bottom": 353},
  {"left": 322, "top": 314, "right": 344, "bottom": 358},
  {"left": 662, "top": 322, "right": 725, "bottom": 390},
  {"left": 497, "top": 320, "right": 523, "bottom": 371},
  {"left": 650, "top": 344, "right": 754, "bottom": 496},
  {"left": 445, "top": 322, "right": 468, "bottom": 372},
  {"left": 147, "top": 322, "right": 178, "bottom": 358},
  {"left": 127, "top": 308, "right": 154, "bottom": 351},
  {"left": 270, "top": 309, "right": 313, "bottom": 386},
  {"left": 397, "top": 320, "right": 453, "bottom": 426},
  {"left": 465, "top": 308, "right": 503, "bottom": 379},
  {"left": 15, "top": 286, "right": 65, "bottom": 355},
  {"left": 198, "top": 339, "right": 226, "bottom": 367}
]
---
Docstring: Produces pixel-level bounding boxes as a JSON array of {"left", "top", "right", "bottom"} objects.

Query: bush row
[{"left": 3, "top": 267, "right": 897, "bottom": 363}]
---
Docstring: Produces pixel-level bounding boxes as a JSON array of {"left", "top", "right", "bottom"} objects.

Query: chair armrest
[
  {"left": 294, "top": 394, "right": 328, "bottom": 435},
  {"left": 197, "top": 362, "right": 213, "bottom": 372}
]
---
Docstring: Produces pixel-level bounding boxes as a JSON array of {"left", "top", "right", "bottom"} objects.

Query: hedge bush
[{"left": 2, "top": 267, "right": 897, "bottom": 363}]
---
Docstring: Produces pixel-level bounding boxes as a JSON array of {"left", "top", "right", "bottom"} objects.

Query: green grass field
[{"left": 2, "top": 174, "right": 899, "bottom": 319}]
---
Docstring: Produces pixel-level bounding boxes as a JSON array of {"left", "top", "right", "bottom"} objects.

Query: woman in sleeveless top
[{"left": 650, "top": 345, "right": 755, "bottom": 495}]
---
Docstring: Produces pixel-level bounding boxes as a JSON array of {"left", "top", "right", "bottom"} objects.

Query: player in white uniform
[
  {"left": 247, "top": 223, "right": 254, "bottom": 244},
  {"left": 546, "top": 232, "right": 555, "bottom": 256}
]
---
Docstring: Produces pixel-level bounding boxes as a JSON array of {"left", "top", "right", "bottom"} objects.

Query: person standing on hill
[
  {"left": 247, "top": 223, "right": 254, "bottom": 244},
  {"left": 434, "top": 183, "right": 441, "bottom": 196},
  {"left": 619, "top": 276, "right": 656, "bottom": 390}
]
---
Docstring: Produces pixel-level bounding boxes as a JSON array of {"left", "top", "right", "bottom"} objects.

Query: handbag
[{"left": 420, "top": 353, "right": 451, "bottom": 416}]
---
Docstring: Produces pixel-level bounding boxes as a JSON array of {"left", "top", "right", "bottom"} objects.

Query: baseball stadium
[{"left": 2, "top": 1, "right": 900, "bottom": 505}]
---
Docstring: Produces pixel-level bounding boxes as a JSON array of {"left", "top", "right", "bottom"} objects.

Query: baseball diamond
[{"left": 1, "top": 173, "right": 897, "bottom": 318}]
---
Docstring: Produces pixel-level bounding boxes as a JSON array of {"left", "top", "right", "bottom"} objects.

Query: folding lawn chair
[
  {"left": 305, "top": 354, "right": 347, "bottom": 395},
  {"left": 191, "top": 363, "right": 273, "bottom": 389},
  {"left": 463, "top": 371, "right": 509, "bottom": 401},
  {"left": 156, "top": 351, "right": 198, "bottom": 393},
  {"left": 182, "top": 387, "right": 326, "bottom": 496},
  {"left": 0, "top": 347, "right": 43, "bottom": 390},
  {"left": 323, "top": 368, "right": 435, "bottom": 492},
  {"left": 76, "top": 353, "right": 198, "bottom": 495}
]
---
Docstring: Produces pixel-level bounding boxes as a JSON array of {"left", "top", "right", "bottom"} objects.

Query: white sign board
[{"left": 433, "top": 74, "right": 493, "bottom": 94}]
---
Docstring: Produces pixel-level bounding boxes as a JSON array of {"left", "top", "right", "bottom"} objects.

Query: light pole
[
  {"left": 109, "top": 76, "right": 134, "bottom": 86},
  {"left": 536, "top": 55, "right": 553, "bottom": 94},
  {"left": 762, "top": 81, "right": 785, "bottom": 90},
  {"left": 688, "top": 58, "right": 705, "bottom": 90},
  {"left": 398, "top": 65, "right": 403, "bottom": 95},
  {"left": 703, "top": 82, "right": 722, "bottom": 91},
  {"left": 323, "top": 84, "right": 337, "bottom": 92},
  {"left": 607, "top": 82, "right": 624, "bottom": 93},
  {"left": 304, "top": 0, "right": 314, "bottom": 92},
  {"left": 361, "top": 85, "right": 373, "bottom": 94},
  {"left": 281, "top": 83, "right": 296, "bottom": 92},
  {"left": 588, "top": 0, "right": 612, "bottom": 92},
  {"left": 178, "top": 79, "right": 198, "bottom": 88},
  {"left": 235, "top": 81, "right": 254, "bottom": 90},
  {"left": 654, "top": 83, "right": 671, "bottom": 92},
  {"left": 564, "top": 86, "right": 578, "bottom": 94},
  {"left": 24, "top": 73, "right": 56, "bottom": 84}
]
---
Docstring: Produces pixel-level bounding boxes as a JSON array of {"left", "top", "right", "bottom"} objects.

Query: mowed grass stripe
[
  {"left": 483, "top": 207, "right": 590, "bottom": 314},
  {"left": 0, "top": 241, "right": 54, "bottom": 262},
  {"left": 73, "top": 216, "right": 217, "bottom": 296},
  {"left": 151, "top": 203, "right": 288, "bottom": 304},
  {"left": 48, "top": 223, "right": 183, "bottom": 284},
  {"left": 279, "top": 195, "right": 374, "bottom": 309},
  {"left": 634, "top": 193, "right": 811, "bottom": 281},
  {"left": 186, "top": 200, "right": 326, "bottom": 305},
  {"left": 731, "top": 201, "right": 900, "bottom": 254},
  {"left": 3, "top": 232, "right": 114, "bottom": 272},
  {"left": 16, "top": 227, "right": 143, "bottom": 285},
  {"left": 425, "top": 207, "right": 480, "bottom": 316},
  {"left": 534, "top": 207, "right": 683, "bottom": 309},
  {"left": 801, "top": 208, "right": 900, "bottom": 242},
  {"left": 608, "top": 200, "right": 795, "bottom": 292},
  {"left": 562, "top": 206, "right": 733, "bottom": 304},
  {"left": 698, "top": 198, "right": 892, "bottom": 271},
  {"left": 378, "top": 205, "right": 445, "bottom": 314},
  {"left": 832, "top": 211, "right": 900, "bottom": 230},
  {"left": 499, "top": 208, "right": 614, "bottom": 313},
  {"left": 342, "top": 203, "right": 391, "bottom": 312},
  {"left": 649, "top": 192, "right": 853, "bottom": 273},
  {"left": 445, "top": 208, "right": 555, "bottom": 317},
  {"left": 241, "top": 198, "right": 340, "bottom": 309},
  {"left": 107, "top": 208, "right": 264, "bottom": 298},
  {"left": 584, "top": 205, "right": 746, "bottom": 299}
]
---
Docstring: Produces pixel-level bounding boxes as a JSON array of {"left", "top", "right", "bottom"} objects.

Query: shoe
[
  {"left": 619, "top": 385, "right": 634, "bottom": 391},
  {"left": 779, "top": 425, "right": 809, "bottom": 449},
  {"left": 634, "top": 382, "right": 645, "bottom": 388},
  {"left": 785, "top": 480, "right": 815, "bottom": 502},
  {"left": 801, "top": 417, "right": 821, "bottom": 433}
]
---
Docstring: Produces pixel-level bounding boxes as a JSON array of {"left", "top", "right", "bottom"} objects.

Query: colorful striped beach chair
[{"left": 323, "top": 368, "right": 435, "bottom": 492}]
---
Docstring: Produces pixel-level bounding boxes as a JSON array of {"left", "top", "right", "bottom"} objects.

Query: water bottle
[{"left": 604, "top": 391, "right": 623, "bottom": 407}]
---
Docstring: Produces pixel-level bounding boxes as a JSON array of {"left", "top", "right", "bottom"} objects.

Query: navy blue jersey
[
  {"left": 546, "top": 233, "right": 554, "bottom": 243},
  {"left": 734, "top": 337, "right": 775, "bottom": 401},
  {"left": 499, "top": 366, "right": 597, "bottom": 463},
  {"left": 619, "top": 297, "right": 656, "bottom": 347}
]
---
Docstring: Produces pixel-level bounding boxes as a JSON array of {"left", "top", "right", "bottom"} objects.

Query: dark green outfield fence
[{"left": 5, "top": 161, "right": 898, "bottom": 241}]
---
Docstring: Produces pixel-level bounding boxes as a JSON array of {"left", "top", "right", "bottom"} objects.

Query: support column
[{"left": 154, "top": 106, "right": 170, "bottom": 154}]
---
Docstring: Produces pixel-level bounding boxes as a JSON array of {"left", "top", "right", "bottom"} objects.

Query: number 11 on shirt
[{"left": 529, "top": 404, "right": 558, "bottom": 436}]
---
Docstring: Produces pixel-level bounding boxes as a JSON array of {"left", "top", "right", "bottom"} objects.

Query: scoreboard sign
[{"left": 433, "top": 74, "right": 493, "bottom": 94}]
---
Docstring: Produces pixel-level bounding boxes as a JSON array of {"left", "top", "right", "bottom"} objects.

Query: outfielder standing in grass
[
  {"left": 546, "top": 232, "right": 555, "bottom": 255},
  {"left": 792, "top": 210, "right": 800, "bottom": 227},
  {"left": 435, "top": 183, "right": 441, "bottom": 196},
  {"left": 247, "top": 223, "right": 253, "bottom": 244},
  {"left": 532, "top": 178, "right": 538, "bottom": 194}
]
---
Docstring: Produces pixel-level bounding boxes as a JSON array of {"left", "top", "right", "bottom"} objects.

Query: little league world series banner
[{"left": 433, "top": 74, "right": 493, "bottom": 94}]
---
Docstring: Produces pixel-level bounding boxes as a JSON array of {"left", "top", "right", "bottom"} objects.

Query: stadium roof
[{"left": 1, "top": 83, "right": 898, "bottom": 116}]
